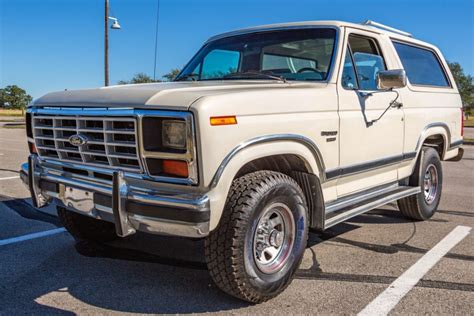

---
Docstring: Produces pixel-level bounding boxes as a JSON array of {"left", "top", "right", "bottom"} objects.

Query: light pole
[
  {"left": 104, "top": 0, "right": 121, "bottom": 86},
  {"left": 153, "top": 0, "right": 160, "bottom": 81}
]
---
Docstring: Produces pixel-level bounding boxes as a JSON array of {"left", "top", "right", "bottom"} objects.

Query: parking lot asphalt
[{"left": 0, "top": 126, "right": 473, "bottom": 315}]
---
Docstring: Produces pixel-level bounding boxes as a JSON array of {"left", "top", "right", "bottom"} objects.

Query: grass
[
  {"left": 464, "top": 117, "right": 474, "bottom": 127},
  {"left": 0, "top": 109, "right": 24, "bottom": 117},
  {"left": 463, "top": 137, "right": 474, "bottom": 144},
  {"left": 0, "top": 118, "right": 25, "bottom": 122}
]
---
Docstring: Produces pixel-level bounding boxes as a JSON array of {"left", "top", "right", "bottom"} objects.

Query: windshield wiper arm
[{"left": 223, "top": 71, "right": 287, "bottom": 83}]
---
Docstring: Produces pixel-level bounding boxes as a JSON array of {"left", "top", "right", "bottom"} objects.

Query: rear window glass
[{"left": 393, "top": 41, "right": 450, "bottom": 87}]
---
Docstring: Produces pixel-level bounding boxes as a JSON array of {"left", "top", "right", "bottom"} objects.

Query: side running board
[{"left": 324, "top": 185, "right": 421, "bottom": 229}]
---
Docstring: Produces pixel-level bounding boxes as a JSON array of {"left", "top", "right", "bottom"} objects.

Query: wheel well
[
  {"left": 235, "top": 154, "right": 324, "bottom": 230},
  {"left": 423, "top": 134, "right": 445, "bottom": 158},
  {"left": 235, "top": 154, "right": 309, "bottom": 179}
]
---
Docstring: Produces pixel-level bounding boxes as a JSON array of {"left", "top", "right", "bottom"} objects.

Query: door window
[
  {"left": 352, "top": 52, "right": 385, "bottom": 90},
  {"left": 341, "top": 46, "right": 358, "bottom": 89},
  {"left": 341, "top": 35, "right": 387, "bottom": 90}
]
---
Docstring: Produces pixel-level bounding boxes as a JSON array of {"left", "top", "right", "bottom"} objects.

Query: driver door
[{"left": 336, "top": 30, "right": 404, "bottom": 197}]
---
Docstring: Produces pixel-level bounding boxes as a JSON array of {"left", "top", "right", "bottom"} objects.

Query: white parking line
[
  {"left": 358, "top": 225, "right": 471, "bottom": 316},
  {"left": 0, "top": 228, "right": 66, "bottom": 246},
  {"left": 0, "top": 176, "right": 20, "bottom": 181}
]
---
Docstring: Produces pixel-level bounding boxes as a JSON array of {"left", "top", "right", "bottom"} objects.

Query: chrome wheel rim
[
  {"left": 424, "top": 164, "right": 438, "bottom": 204},
  {"left": 253, "top": 203, "right": 295, "bottom": 274}
]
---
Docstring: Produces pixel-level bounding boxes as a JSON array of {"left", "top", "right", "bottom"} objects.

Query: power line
[{"left": 153, "top": 0, "right": 160, "bottom": 81}]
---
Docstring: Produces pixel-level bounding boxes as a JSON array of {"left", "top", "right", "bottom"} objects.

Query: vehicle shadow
[
  {"left": 1, "top": 197, "right": 471, "bottom": 314},
  {"left": 349, "top": 208, "right": 448, "bottom": 224},
  {"left": 0, "top": 231, "right": 249, "bottom": 314},
  {"left": 0, "top": 168, "right": 20, "bottom": 174},
  {"left": 0, "top": 197, "right": 250, "bottom": 314}
]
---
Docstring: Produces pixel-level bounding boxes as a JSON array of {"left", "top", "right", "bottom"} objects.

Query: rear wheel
[
  {"left": 204, "top": 171, "right": 308, "bottom": 303},
  {"left": 57, "top": 206, "right": 119, "bottom": 242},
  {"left": 398, "top": 147, "right": 443, "bottom": 220}
]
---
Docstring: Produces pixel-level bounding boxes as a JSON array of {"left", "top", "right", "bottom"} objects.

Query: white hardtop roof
[{"left": 207, "top": 20, "right": 434, "bottom": 48}]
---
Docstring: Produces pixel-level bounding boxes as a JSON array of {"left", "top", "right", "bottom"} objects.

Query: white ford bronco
[{"left": 21, "top": 20, "right": 464, "bottom": 303}]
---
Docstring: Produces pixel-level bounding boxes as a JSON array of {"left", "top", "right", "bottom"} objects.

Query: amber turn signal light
[
  {"left": 162, "top": 160, "right": 189, "bottom": 178},
  {"left": 210, "top": 116, "right": 237, "bottom": 126}
]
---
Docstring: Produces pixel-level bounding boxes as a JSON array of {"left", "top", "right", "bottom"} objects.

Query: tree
[
  {"left": 118, "top": 69, "right": 183, "bottom": 84},
  {"left": 117, "top": 73, "right": 160, "bottom": 85},
  {"left": 0, "top": 85, "right": 33, "bottom": 113},
  {"left": 448, "top": 62, "right": 474, "bottom": 109},
  {"left": 162, "top": 68, "right": 181, "bottom": 81}
]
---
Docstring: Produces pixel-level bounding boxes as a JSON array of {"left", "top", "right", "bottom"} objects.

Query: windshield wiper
[
  {"left": 175, "top": 73, "right": 199, "bottom": 81},
  {"left": 223, "top": 71, "right": 287, "bottom": 83}
]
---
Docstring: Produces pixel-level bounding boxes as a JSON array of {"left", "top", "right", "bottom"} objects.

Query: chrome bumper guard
[{"left": 21, "top": 155, "right": 210, "bottom": 238}]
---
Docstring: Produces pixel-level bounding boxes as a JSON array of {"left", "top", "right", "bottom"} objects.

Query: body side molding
[
  {"left": 325, "top": 152, "right": 416, "bottom": 180},
  {"left": 449, "top": 139, "right": 463, "bottom": 149},
  {"left": 209, "top": 123, "right": 458, "bottom": 188},
  {"left": 325, "top": 122, "right": 457, "bottom": 180}
]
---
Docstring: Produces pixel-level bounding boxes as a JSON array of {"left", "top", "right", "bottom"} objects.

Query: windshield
[{"left": 176, "top": 28, "right": 337, "bottom": 82}]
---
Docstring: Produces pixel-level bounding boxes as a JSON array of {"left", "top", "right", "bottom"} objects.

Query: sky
[{"left": 1, "top": 0, "right": 473, "bottom": 99}]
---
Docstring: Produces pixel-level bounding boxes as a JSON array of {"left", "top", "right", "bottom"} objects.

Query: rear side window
[{"left": 393, "top": 42, "right": 450, "bottom": 87}]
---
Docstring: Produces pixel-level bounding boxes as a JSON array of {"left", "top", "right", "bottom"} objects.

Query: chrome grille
[{"left": 32, "top": 115, "right": 142, "bottom": 172}]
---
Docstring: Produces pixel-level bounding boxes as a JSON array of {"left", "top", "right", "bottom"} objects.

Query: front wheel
[
  {"left": 205, "top": 171, "right": 308, "bottom": 303},
  {"left": 398, "top": 147, "right": 443, "bottom": 220}
]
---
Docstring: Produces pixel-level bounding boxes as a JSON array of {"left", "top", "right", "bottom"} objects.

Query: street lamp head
[
  {"left": 111, "top": 20, "right": 121, "bottom": 29},
  {"left": 109, "top": 17, "right": 121, "bottom": 29}
]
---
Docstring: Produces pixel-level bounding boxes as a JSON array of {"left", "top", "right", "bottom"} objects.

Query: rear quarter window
[{"left": 393, "top": 41, "right": 450, "bottom": 87}]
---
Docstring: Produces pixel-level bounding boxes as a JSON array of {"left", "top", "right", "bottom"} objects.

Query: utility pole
[
  {"left": 153, "top": 0, "right": 160, "bottom": 81},
  {"left": 104, "top": 0, "right": 109, "bottom": 86}
]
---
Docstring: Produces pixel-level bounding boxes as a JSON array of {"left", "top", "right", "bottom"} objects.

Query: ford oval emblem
[{"left": 68, "top": 134, "right": 88, "bottom": 147}]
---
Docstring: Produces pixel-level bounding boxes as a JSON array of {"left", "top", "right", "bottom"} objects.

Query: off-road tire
[
  {"left": 57, "top": 206, "right": 119, "bottom": 242},
  {"left": 398, "top": 147, "right": 443, "bottom": 220},
  {"left": 204, "top": 171, "right": 308, "bottom": 303}
]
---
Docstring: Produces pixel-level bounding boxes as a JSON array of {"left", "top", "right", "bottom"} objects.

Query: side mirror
[{"left": 377, "top": 69, "right": 407, "bottom": 90}]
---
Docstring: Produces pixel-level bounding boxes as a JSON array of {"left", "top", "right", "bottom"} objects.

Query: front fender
[{"left": 206, "top": 137, "right": 325, "bottom": 231}]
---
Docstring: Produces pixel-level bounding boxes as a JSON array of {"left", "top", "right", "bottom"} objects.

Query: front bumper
[{"left": 20, "top": 155, "right": 210, "bottom": 238}]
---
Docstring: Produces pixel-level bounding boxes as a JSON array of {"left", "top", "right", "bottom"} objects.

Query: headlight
[
  {"left": 141, "top": 114, "right": 197, "bottom": 184},
  {"left": 162, "top": 120, "right": 187, "bottom": 149}
]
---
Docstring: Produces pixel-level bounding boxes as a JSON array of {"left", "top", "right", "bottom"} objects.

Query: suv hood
[{"left": 32, "top": 81, "right": 326, "bottom": 110}]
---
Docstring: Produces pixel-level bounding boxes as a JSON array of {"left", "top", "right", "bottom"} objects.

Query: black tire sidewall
[
  {"left": 243, "top": 181, "right": 308, "bottom": 294},
  {"left": 416, "top": 148, "right": 443, "bottom": 218}
]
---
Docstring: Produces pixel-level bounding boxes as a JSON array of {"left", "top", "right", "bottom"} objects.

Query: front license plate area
[{"left": 63, "top": 186, "right": 95, "bottom": 213}]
